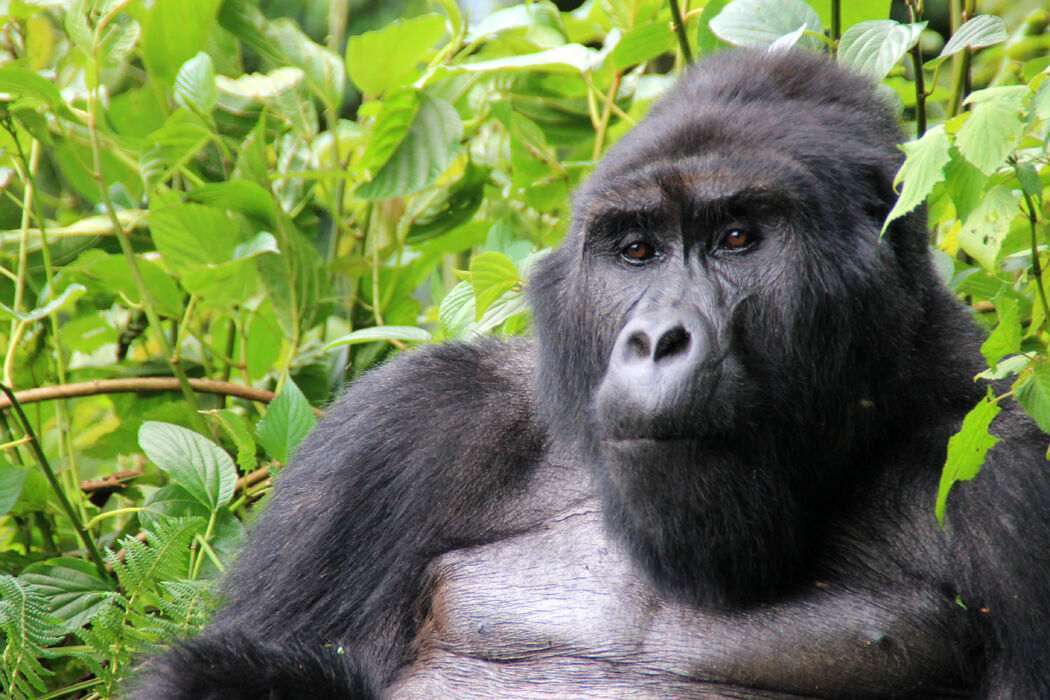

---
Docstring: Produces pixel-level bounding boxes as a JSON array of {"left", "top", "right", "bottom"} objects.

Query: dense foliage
[{"left": 0, "top": 0, "right": 1047, "bottom": 696}]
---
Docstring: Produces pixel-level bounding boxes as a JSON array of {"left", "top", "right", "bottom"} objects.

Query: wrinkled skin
[{"left": 129, "top": 50, "right": 1050, "bottom": 699}]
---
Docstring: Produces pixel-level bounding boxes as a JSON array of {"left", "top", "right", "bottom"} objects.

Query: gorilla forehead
[{"left": 576, "top": 150, "right": 817, "bottom": 231}]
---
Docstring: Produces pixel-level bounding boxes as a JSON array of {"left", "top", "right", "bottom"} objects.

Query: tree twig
[{"left": 0, "top": 377, "right": 321, "bottom": 416}]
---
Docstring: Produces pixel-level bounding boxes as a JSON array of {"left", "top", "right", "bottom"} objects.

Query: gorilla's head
[{"left": 528, "top": 49, "right": 942, "bottom": 606}]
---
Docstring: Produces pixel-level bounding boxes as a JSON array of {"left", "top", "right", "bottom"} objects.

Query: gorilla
[{"left": 131, "top": 49, "right": 1050, "bottom": 698}]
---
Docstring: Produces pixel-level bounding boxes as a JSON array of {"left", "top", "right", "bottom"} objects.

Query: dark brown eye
[
  {"left": 622, "top": 241, "right": 654, "bottom": 262},
  {"left": 721, "top": 229, "right": 752, "bottom": 251}
]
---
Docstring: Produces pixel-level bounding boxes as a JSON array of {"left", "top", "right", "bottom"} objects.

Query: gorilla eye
[
  {"left": 719, "top": 229, "right": 755, "bottom": 252},
  {"left": 621, "top": 240, "right": 656, "bottom": 263}
]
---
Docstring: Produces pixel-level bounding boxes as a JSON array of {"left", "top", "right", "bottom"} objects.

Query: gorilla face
[{"left": 528, "top": 50, "right": 929, "bottom": 607}]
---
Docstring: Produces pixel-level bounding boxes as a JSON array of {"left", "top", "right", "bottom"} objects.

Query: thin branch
[{"left": 0, "top": 377, "right": 321, "bottom": 416}]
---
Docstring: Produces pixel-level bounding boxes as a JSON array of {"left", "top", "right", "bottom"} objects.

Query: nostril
[
  {"left": 625, "top": 331, "right": 652, "bottom": 359},
  {"left": 653, "top": 325, "right": 690, "bottom": 362}
]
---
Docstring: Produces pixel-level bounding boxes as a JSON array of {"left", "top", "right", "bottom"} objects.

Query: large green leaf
[
  {"left": 709, "top": 0, "right": 824, "bottom": 51},
  {"left": 837, "top": 21, "right": 925, "bottom": 81},
  {"left": 955, "top": 87, "right": 1027, "bottom": 176},
  {"left": 273, "top": 19, "right": 345, "bottom": 111},
  {"left": 346, "top": 13, "right": 446, "bottom": 95},
  {"left": 140, "top": 0, "right": 222, "bottom": 85},
  {"left": 358, "top": 94, "right": 462, "bottom": 200},
  {"left": 139, "top": 422, "right": 237, "bottom": 512},
  {"left": 148, "top": 203, "right": 238, "bottom": 273},
  {"left": 938, "top": 15, "right": 1008, "bottom": 60},
  {"left": 21, "top": 559, "right": 113, "bottom": 631}
]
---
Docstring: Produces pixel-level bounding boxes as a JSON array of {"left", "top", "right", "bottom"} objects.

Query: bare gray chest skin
[{"left": 389, "top": 465, "right": 966, "bottom": 700}]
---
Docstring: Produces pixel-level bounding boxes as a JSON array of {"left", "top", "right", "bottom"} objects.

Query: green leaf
[
  {"left": 174, "top": 52, "right": 218, "bottom": 115},
  {"left": 273, "top": 19, "right": 345, "bottom": 110},
  {"left": 937, "top": 389, "right": 1001, "bottom": 526},
  {"left": 837, "top": 21, "right": 925, "bottom": 81},
  {"left": 957, "top": 184, "right": 1019, "bottom": 271},
  {"left": 140, "top": 0, "right": 223, "bottom": 85},
  {"left": 695, "top": 0, "right": 731, "bottom": 55},
  {"left": 0, "top": 463, "right": 27, "bottom": 517},
  {"left": 255, "top": 379, "right": 317, "bottom": 465},
  {"left": 944, "top": 147, "right": 988, "bottom": 224},
  {"left": 469, "top": 252, "right": 521, "bottom": 320},
  {"left": 0, "top": 284, "right": 85, "bottom": 323},
  {"left": 140, "top": 483, "right": 210, "bottom": 529},
  {"left": 323, "top": 326, "right": 432, "bottom": 350},
  {"left": 440, "top": 44, "right": 593, "bottom": 76},
  {"left": 709, "top": 0, "right": 824, "bottom": 51},
  {"left": 186, "top": 181, "right": 276, "bottom": 224},
  {"left": 139, "top": 422, "right": 237, "bottom": 512},
  {"left": 149, "top": 203, "right": 238, "bottom": 274},
  {"left": 438, "top": 281, "right": 475, "bottom": 337},
  {"left": 204, "top": 409, "right": 257, "bottom": 472},
  {"left": 955, "top": 87, "right": 1027, "bottom": 176},
  {"left": 469, "top": 3, "right": 565, "bottom": 41},
  {"left": 180, "top": 232, "right": 277, "bottom": 303},
  {"left": 1016, "top": 162, "right": 1041, "bottom": 202},
  {"left": 601, "top": 0, "right": 662, "bottom": 31},
  {"left": 358, "top": 94, "right": 462, "bottom": 200},
  {"left": 21, "top": 558, "right": 113, "bottom": 630},
  {"left": 938, "top": 15, "right": 1008, "bottom": 59},
  {"left": 0, "top": 65, "right": 64, "bottom": 110},
  {"left": 882, "top": 125, "right": 951, "bottom": 234},
  {"left": 1018, "top": 364, "right": 1050, "bottom": 435},
  {"left": 358, "top": 88, "right": 421, "bottom": 175},
  {"left": 345, "top": 13, "right": 446, "bottom": 95},
  {"left": 75, "top": 254, "right": 182, "bottom": 319},
  {"left": 612, "top": 21, "right": 675, "bottom": 70},
  {"left": 980, "top": 296, "right": 1021, "bottom": 367},
  {"left": 977, "top": 353, "right": 1030, "bottom": 381},
  {"left": 217, "top": 0, "right": 285, "bottom": 65}
]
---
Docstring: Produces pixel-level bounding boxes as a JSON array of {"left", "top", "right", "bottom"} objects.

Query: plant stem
[
  {"left": 905, "top": 0, "right": 927, "bottom": 136},
  {"left": 668, "top": 0, "right": 693, "bottom": 64},
  {"left": 0, "top": 384, "right": 109, "bottom": 580},
  {"left": 1022, "top": 189, "right": 1050, "bottom": 324},
  {"left": 592, "top": 71, "right": 623, "bottom": 161},
  {"left": 85, "top": 41, "right": 206, "bottom": 433},
  {"left": 830, "top": 0, "right": 841, "bottom": 44}
]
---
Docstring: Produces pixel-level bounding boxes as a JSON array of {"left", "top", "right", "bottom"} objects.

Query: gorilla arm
[{"left": 127, "top": 338, "right": 545, "bottom": 700}]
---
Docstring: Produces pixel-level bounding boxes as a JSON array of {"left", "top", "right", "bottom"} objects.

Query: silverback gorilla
[{"left": 131, "top": 49, "right": 1050, "bottom": 698}]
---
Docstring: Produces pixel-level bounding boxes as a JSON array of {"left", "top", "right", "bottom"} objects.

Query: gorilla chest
[{"left": 389, "top": 502, "right": 965, "bottom": 699}]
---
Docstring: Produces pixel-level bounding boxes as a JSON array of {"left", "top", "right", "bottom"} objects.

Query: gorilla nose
[
  {"left": 615, "top": 309, "right": 706, "bottom": 370},
  {"left": 597, "top": 307, "right": 713, "bottom": 433}
]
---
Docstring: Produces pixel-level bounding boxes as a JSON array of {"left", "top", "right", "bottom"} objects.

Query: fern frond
[
  {"left": 0, "top": 575, "right": 65, "bottom": 700},
  {"left": 108, "top": 518, "right": 202, "bottom": 596}
]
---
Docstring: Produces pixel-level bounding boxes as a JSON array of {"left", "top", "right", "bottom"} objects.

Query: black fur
[{"left": 129, "top": 50, "right": 1050, "bottom": 699}]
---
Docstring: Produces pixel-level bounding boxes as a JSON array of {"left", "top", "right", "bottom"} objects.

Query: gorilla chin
[{"left": 598, "top": 434, "right": 807, "bottom": 609}]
